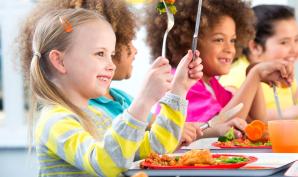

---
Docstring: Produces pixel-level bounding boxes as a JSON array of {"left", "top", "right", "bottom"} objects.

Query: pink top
[{"left": 186, "top": 77, "right": 232, "bottom": 122}]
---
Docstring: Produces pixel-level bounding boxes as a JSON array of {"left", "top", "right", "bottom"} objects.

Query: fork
[{"left": 161, "top": 0, "right": 174, "bottom": 58}]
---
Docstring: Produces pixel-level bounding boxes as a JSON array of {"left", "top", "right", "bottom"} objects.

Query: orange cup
[{"left": 268, "top": 120, "right": 298, "bottom": 153}]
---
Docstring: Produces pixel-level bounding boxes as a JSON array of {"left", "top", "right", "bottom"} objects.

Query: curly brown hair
[
  {"left": 17, "top": 0, "right": 136, "bottom": 80},
  {"left": 145, "top": 0, "right": 255, "bottom": 67}
]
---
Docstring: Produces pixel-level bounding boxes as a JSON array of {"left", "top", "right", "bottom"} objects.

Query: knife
[
  {"left": 273, "top": 85, "right": 283, "bottom": 118},
  {"left": 290, "top": 85, "right": 297, "bottom": 105},
  {"left": 200, "top": 103, "right": 244, "bottom": 130},
  {"left": 191, "top": 0, "right": 203, "bottom": 60}
]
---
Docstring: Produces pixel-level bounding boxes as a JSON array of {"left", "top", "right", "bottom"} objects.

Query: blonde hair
[
  {"left": 18, "top": 0, "right": 136, "bottom": 81},
  {"left": 30, "top": 8, "right": 109, "bottom": 141}
]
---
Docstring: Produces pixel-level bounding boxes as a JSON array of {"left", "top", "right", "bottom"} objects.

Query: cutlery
[
  {"left": 161, "top": 0, "right": 174, "bottom": 58},
  {"left": 290, "top": 86, "right": 297, "bottom": 105},
  {"left": 191, "top": 0, "right": 203, "bottom": 60},
  {"left": 273, "top": 85, "right": 283, "bottom": 118}
]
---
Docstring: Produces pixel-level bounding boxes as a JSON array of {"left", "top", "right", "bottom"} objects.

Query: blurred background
[{"left": 0, "top": 0, "right": 297, "bottom": 176}]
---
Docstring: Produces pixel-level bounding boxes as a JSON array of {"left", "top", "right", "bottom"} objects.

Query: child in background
[
  {"left": 146, "top": 0, "right": 294, "bottom": 137},
  {"left": 220, "top": 5, "right": 298, "bottom": 120},
  {"left": 30, "top": 8, "right": 203, "bottom": 177},
  {"left": 18, "top": 0, "right": 203, "bottom": 147}
]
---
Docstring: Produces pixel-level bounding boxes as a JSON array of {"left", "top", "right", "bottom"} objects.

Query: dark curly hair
[
  {"left": 145, "top": 0, "right": 255, "bottom": 67},
  {"left": 17, "top": 0, "right": 136, "bottom": 80}
]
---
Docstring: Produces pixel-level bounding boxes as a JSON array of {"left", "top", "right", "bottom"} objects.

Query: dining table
[{"left": 124, "top": 138, "right": 298, "bottom": 177}]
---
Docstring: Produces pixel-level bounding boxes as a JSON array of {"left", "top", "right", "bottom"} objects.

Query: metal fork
[{"left": 161, "top": 0, "right": 174, "bottom": 58}]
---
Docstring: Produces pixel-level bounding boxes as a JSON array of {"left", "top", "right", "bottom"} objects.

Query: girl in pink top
[
  {"left": 146, "top": 0, "right": 294, "bottom": 139},
  {"left": 186, "top": 77, "right": 232, "bottom": 122}
]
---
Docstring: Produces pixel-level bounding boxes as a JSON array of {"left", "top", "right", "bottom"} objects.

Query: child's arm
[
  {"left": 248, "top": 84, "right": 267, "bottom": 121},
  {"left": 36, "top": 108, "right": 148, "bottom": 177},
  {"left": 135, "top": 92, "right": 188, "bottom": 159},
  {"left": 266, "top": 105, "right": 298, "bottom": 120},
  {"left": 202, "top": 117, "right": 247, "bottom": 138},
  {"left": 221, "top": 60, "right": 293, "bottom": 121},
  {"left": 135, "top": 50, "right": 204, "bottom": 158},
  {"left": 128, "top": 57, "right": 172, "bottom": 122}
]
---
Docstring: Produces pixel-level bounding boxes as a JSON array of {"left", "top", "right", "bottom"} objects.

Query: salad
[
  {"left": 215, "top": 120, "right": 271, "bottom": 148},
  {"left": 156, "top": 0, "right": 177, "bottom": 14}
]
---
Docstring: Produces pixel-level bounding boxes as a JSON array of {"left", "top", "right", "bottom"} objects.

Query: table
[{"left": 125, "top": 138, "right": 298, "bottom": 177}]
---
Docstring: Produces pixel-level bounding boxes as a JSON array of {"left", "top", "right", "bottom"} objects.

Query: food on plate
[
  {"left": 244, "top": 120, "right": 268, "bottom": 141},
  {"left": 156, "top": 0, "right": 177, "bottom": 14},
  {"left": 178, "top": 149, "right": 215, "bottom": 166},
  {"left": 131, "top": 172, "right": 148, "bottom": 177},
  {"left": 215, "top": 120, "right": 271, "bottom": 148},
  {"left": 140, "top": 149, "right": 253, "bottom": 169}
]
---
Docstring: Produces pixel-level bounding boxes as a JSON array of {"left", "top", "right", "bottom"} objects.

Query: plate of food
[
  {"left": 213, "top": 120, "right": 272, "bottom": 149},
  {"left": 140, "top": 149, "right": 257, "bottom": 170}
]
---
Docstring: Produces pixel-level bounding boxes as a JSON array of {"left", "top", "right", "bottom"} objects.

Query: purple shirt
[{"left": 186, "top": 77, "right": 232, "bottom": 122}]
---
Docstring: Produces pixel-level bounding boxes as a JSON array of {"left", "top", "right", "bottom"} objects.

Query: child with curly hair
[{"left": 146, "top": 0, "right": 294, "bottom": 137}]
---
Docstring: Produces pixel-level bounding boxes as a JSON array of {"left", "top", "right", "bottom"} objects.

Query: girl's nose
[
  {"left": 224, "top": 41, "right": 235, "bottom": 54},
  {"left": 286, "top": 42, "right": 297, "bottom": 60},
  {"left": 106, "top": 58, "right": 116, "bottom": 71}
]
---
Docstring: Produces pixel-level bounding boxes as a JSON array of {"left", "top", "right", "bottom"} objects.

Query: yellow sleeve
[{"left": 136, "top": 92, "right": 187, "bottom": 159}]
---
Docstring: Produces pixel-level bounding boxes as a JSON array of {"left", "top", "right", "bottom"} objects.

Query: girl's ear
[
  {"left": 48, "top": 50, "right": 66, "bottom": 74},
  {"left": 247, "top": 40, "right": 264, "bottom": 62}
]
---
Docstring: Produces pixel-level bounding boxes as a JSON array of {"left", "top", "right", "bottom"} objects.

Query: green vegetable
[
  {"left": 218, "top": 136, "right": 229, "bottom": 142},
  {"left": 216, "top": 156, "right": 247, "bottom": 164},
  {"left": 264, "top": 141, "right": 272, "bottom": 146},
  {"left": 156, "top": 2, "right": 177, "bottom": 14},
  {"left": 224, "top": 127, "right": 235, "bottom": 140}
]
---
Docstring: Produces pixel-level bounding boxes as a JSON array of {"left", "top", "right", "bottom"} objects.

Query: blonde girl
[{"left": 31, "top": 8, "right": 203, "bottom": 177}]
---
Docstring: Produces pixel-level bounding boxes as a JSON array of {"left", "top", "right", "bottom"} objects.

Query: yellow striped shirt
[{"left": 35, "top": 93, "right": 187, "bottom": 177}]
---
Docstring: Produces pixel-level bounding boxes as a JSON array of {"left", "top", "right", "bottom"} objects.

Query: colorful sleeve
[
  {"left": 36, "top": 110, "right": 148, "bottom": 177},
  {"left": 135, "top": 92, "right": 188, "bottom": 159}
]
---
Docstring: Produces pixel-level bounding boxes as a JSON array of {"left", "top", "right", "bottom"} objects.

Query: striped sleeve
[
  {"left": 136, "top": 92, "right": 188, "bottom": 159},
  {"left": 36, "top": 108, "right": 147, "bottom": 177}
]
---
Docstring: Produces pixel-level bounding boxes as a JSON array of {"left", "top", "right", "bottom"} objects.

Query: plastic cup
[{"left": 268, "top": 120, "right": 298, "bottom": 153}]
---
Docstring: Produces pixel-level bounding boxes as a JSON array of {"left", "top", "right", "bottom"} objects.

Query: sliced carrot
[
  {"left": 250, "top": 120, "right": 266, "bottom": 132},
  {"left": 245, "top": 125, "right": 263, "bottom": 141}
]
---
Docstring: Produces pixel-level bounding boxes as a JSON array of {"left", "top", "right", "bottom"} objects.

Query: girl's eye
[
  {"left": 280, "top": 41, "right": 289, "bottom": 45},
  {"left": 231, "top": 38, "right": 236, "bottom": 43},
  {"left": 214, "top": 38, "right": 224, "bottom": 43},
  {"left": 96, "top": 51, "right": 104, "bottom": 57}
]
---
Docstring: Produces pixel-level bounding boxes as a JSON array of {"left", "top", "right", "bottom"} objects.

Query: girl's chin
[{"left": 214, "top": 71, "right": 229, "bottom": 77}]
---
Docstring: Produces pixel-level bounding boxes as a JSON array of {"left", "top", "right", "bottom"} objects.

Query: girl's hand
[
  {"left": 214, "top": 118, "right": 247, "bottom": 138},
  {"left": 136, "top": 57, "right": 173, "bottom": 106},
  {"left": 128, "top": 57, "right": 172, "bottom": 121},
  {"left": 176, "top": 122, "right": 204, "bottom": 150},
  {"left": 253, "top": 60, "right": 294, "bottom": 87},
  {"left": 171, "top": 50, "right": 203, "bottom": 97}
]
